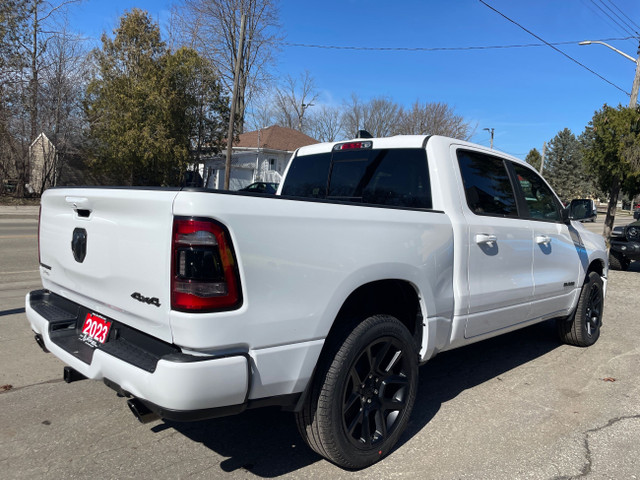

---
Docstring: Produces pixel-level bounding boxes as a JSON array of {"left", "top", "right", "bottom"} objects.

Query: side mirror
[{"left": 568, "top": 199, "right": 597, "bottom": 223}]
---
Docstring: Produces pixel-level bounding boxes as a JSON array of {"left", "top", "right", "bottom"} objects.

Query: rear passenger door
[{"left": 457, "top": 149, "right": 534, "bottom": 338}]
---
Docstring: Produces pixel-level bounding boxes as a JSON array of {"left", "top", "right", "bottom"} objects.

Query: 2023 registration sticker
[{"left": 80, "top": 312, "right": 111, "bottom": 346}]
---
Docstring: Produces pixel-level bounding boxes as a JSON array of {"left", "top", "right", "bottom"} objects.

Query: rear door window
[
  {"left": 280, "top": 152, "right": 331, "bottom": 198},
  {"left": 457, "top": 150, "right": 518, "bottom": 217}
]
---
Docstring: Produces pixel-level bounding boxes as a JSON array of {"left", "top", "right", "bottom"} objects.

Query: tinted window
[
  {"left": 457, "top": 150, "right": 518, "bottom": 217},
  {"left": 282, "top": 148, "right": 431, "bottom": 209},
  {"left": 329, "top": 149, "right": 431, "bottom": 208},
  {"left": 513, "top": 164, "right": 561, "bottom": 221},
  {"left": 280, "top": 153, "right": 331, "bottom": 198}
]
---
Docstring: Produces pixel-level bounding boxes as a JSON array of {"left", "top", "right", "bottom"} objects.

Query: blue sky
[{"left": 67, "top": 0, "right": 640, "bottom": 159}]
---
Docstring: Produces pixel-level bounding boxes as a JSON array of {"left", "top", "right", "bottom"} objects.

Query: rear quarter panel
[{"left": 170, "top": 190, "right": 455, "bottom": 353}]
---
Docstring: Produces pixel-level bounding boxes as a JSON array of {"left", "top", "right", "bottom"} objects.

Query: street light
[
  {"left": 579, "top": 40, "right": 640, "bottom": 106},
  {"left": 298, "top": 102, "right": 315, "bottom": 131},
  {"left": 483, "top": 127, "right": 494, "bottom": 149}
]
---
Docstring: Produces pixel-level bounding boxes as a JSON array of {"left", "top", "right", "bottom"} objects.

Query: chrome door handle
[
  {"left": 536, "top": 234, "right": 551, "bottom": 245},
  {"left": 475, "top": 234, "right": 497, "bottom": 246}
]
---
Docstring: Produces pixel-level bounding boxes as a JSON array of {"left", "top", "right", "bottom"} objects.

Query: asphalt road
[{"left": 1, "top": 211, "right": 639, "bottom": 479}]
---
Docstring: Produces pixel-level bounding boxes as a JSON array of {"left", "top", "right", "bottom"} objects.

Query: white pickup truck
[{"left": 26, "top": 135, "right": 607, "bottom": 469}]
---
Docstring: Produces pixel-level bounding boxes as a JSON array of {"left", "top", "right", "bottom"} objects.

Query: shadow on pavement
[
  {"left": 161, "top": 320, "right": 562, "bottom": 476},
  {"left": 399, "top": 320, "right": 560, "bottom": 447}
]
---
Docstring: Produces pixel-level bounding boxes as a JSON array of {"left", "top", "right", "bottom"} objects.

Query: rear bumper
[{"left": 25, "top": 290, "right": 250, "bottom": 418}]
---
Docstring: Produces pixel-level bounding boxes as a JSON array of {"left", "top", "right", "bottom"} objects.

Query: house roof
[{"left": 235, "top": 125, "right": 318, "bottom": 152}]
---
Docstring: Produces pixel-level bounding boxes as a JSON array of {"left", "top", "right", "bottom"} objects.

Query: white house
[{"left": 202, "top": 125, "right": 318, "bottom": 190}]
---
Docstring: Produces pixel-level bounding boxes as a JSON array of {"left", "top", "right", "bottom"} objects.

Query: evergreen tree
[
  {"left": 542, "top": 128, "right": 595, "bottom": 202},
  {"left": 583, "top": 104, "right": 640, "bottom": 239},
  {"left": 525, "top": 148, "right": 542, "bottom": 172},
  {"left": 85, "top": 9, "right": 227, "bottom": 186}
]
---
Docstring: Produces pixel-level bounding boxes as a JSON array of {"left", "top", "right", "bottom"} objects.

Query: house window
[{"left": 269, "top": 158, "right": 277, "bottom": 170}]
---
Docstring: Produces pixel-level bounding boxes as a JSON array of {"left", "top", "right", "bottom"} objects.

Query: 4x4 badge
[
  {"left": 71, "top": 228, "right": 87, "bottom": 263},
  {"left": 131, "top": 292, "right": 161, "bottom": 307}
]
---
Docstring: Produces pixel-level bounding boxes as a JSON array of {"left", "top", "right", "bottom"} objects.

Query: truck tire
[
  {"left": 295, "top": 314, "right": 418, "bottom": 469},
  {"left": 557, "top": 271, "right": 604, "bottom": 347},
  {"left": 608, "top": 252, "right": 629, "bottom": 271}
]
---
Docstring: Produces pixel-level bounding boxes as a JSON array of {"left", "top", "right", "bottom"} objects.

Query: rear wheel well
[
  {"left": 330, "top": 280, "right": 422, "bottom": 345},
  {"left": 293, "top": 280, "right": 423, "bottom": 414}
]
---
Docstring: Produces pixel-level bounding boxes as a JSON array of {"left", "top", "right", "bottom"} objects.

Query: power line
[
  {"left": 479, "top": 0, "right": 630, "bottom": 96},
  {"left": 580, "top": 0, "right": 637, "bottom": 47},
  {"left": 281, "top": 36, "right": 633, "bottom": 52},
  {"left": 590, "top": 0, "right": 637, "bottom": 38},
  {"left": 598, "top": 0, "right": 639, "bottom": 36},
  {"left": 604, "top": 0, "right": 640, "bottom": 34}
]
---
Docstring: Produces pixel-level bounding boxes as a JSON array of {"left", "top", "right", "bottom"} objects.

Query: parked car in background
[
  {"left": 610, "top": 220, "right": 640, "bottom": 270},
  {"left": 633, "top": 208, "right": 640, "bottom": 220},
  {"left": 238, "top": 182, "right": 279, "bottom": 194},
  {"left": 569, "top": 199, "right": 597, "bottom": 222}
]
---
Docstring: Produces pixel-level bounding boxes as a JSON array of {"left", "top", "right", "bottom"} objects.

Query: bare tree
[
  {"left": 342, "top": 94, "right": 402, "bottom": 138},
  {"left": 364, "top": 96, "right": 402, "bottom": 137},
  {"left": 340, "top": 93, "right": 365, "bottom": 139},
  {"left": 174, "top": 0, "right": 280, "bottom": 132},
  {"left": 306, "top": 105, "right": 342, "bottom": 142},
  {"left": 397, "top": 101, "right": 475, "bottom": 140},
  {"left": 0, "top": 0, "right": 83, "bottom": 197},
  {"left": 272, "top": 71, "right": 318, "bottom": 131},
  {"left": 37, "top": 24, "right": 88, "bottom": 193},
  {"left": 243, "top": 91, "right": 277, "bottom": 131}
]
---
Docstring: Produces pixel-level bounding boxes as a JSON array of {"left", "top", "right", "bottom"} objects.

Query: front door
[{"left": 511, "top": 163, "right": 581, "bottom": 317}]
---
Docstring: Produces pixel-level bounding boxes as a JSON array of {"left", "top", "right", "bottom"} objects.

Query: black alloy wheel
[
  {"left": 295, "top": 314, "right": 418, "bottom": 469},
  {"left": 557, "top": 271, "right": 604, "bottom": 347},
  {"left": 583, "top": 279, "right": 603, "bottom": 338},
  {"left": 341, "top": 335, "right": 412, "bottom": 449}
]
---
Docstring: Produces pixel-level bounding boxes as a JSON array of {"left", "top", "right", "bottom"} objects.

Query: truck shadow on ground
[{"left": 160, "top": 320, "right": 564, "bottom": 477}]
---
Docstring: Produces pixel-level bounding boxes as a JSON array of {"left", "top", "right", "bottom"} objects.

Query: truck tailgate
[{"left": 38, "top": 188, "right": 179, "bottom": 342}]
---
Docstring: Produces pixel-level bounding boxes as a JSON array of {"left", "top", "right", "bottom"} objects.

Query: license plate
[{"left": 80, "top": 312, "right": 111, "bottom": 346}]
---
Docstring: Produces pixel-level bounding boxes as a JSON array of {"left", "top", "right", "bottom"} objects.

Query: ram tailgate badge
[{"left": 71, "top": 228, "right": 87, "bottom": 263}]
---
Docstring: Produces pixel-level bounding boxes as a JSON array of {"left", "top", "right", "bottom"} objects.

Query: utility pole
[
  {"left": 540, "top": 141, "right": 546, "bottom": 174},
  {"left": 628, "top": 41, "right": 640, "bottom": 107},
  {"left": 224, "top": 14, "right": 247, "bottom": 191}
]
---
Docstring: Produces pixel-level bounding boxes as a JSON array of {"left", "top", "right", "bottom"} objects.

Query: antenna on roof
[{"left": 356, "top": 130, "right": 373, "bottom": 139}]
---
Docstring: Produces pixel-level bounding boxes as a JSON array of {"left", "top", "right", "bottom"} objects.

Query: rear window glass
[{"left": 282, "top": 148, "right": 431, "bottom": 209}]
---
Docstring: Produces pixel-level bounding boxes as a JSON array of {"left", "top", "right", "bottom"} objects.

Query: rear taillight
[{"left": 171, "top": 217, "right": 241, "bottom": 312}]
